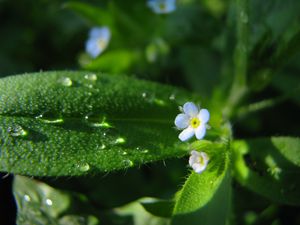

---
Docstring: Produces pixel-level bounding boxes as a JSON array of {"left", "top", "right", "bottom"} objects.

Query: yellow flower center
[
  {"left": 190, "top": 117, "right": 201, "bottom": 128},
  {"left": 198, "top": 156, "right": 204, "bottom": 165},
  {"left": 159, "top": 3, "right": 166, "bottom": 10},
  {"left": 97, "top": 38, "right": 107, "bottom": 49}
]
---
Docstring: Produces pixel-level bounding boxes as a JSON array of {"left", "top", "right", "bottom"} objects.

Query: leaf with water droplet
[
  {"left": 232, "top": 137, "right": 300, "bottom": 206},
  {"left": 0, "top": 71, "right": 198, "bottom": 176},
  {"left": 14, "top": 175, "right": 101, "bottom": 224}
]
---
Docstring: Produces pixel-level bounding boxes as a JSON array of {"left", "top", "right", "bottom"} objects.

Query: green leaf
[
  {"left": 171, "top": 173, "right": 231, "bottom": 225},
  {"left": 172, "top": 140, "right": 230, "bottom": 215},
  {"left": 0, "top": 71, "right": 194, "bottom": 176},
  {"left": 14, "top": 175, "right": 100, "bottom": 225},
  {"left": 140, "top": 199, "right": 174, "bottom": 218},
  {"left": 112, "top": 197, "right": 170, "bottom": 225},
  {"left": 232, "top": 137, "right": 300, "bottom": 205},
  {"left": 64, "top": 1, "right": 113, "bottom": 26}
]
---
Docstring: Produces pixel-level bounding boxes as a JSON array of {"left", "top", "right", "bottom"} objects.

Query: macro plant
[{"left": 0, "top": 0, "right": 300, "bottom": 225}]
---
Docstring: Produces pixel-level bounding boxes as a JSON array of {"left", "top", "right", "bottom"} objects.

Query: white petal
[
  {"left": 193, "top": 163, "right": 207, "bottom": 174},
  {"left": 189, "top": 151, "right": 199, "bottom": 166},
  {"left": 195, "top": 125, "right": 206, "bottom": 140},
  {"left": 198, "top": 109, "right": 210, "bottom": 123},
  {"left": 175, "top": 113, "right": 189, "bottom": 129},
  {"left": 179, "top": 127, "right": 195, "bottom": 141},
  {"left": 183, "top": 102, "right": 199, "bottom": 117}
]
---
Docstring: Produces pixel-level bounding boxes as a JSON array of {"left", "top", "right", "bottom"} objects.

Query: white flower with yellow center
[
  {"left": 85, "top": 27, "right": 111, "bottom": 58},
  {"left": 174, "top": 102, "right": 210, "bottom": 141},
  {"left": 189, "top": 150, "right": 209, "bottom": 174}
]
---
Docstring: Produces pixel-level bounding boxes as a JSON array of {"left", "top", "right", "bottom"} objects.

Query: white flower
[
  {"left": 85, "top": 27, "right": 111, "bottom": 58},
  {"left": 174, "top": 102, "right": 210, "bottom": 142},
  {"left": 189, "top": 150, "right": 209, "bottom": 174},
  {"left": 147, "top": 0, "right": 176, "bottom": 14}
]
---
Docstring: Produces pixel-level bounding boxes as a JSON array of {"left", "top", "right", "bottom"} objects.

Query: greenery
[{"left": 0, "top": 0, "right": 300, "bottom": 224}]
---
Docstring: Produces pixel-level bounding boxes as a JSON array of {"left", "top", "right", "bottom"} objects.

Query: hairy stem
[{"left": 224, "top": 0, "right": 249, "bottom": 118}]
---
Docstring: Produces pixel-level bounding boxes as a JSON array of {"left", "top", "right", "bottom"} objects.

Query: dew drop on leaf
[
  {"left": 141, "top": 149, "right": 149, "bottom": 154},
  {"left": 45, "top": 198, "right": 53, "bottom": 206},
  {"left": 84, "top": 73, "right": 97, "bottom": 81},
  {"left": 58, "top": 77, "right": 72, "bottom": 87},
  {"left": 85, "top": 114, "right": 112, "bottom": 128},
  {"left": 169, "top": 94, "right": 176, "bottom": 101},
  {"left": 99, "top": 144, "right": 106, "bottom": 150},
  {"left": 115, "top": 137, "right": 126, "bottom": 144},
  {"left": 123, "top": 159, "right": 134, "bottom": 167},
  {"left": 35, "top": 112, "right": 64, "bottom": 124},
  {"left": 142, "top": 92, "right": 147, "bottom": 98},
  {"left": 77, "top": 163, "right": 90, "bottom": 172},
  {"left": 154, "top": 98, "right": 166, "bottom": 106},
  {"left": 7, "top": 125, "right": 27, "bottom": 137},
  {"left": 23, "top": 194, "right": 31, "bottom": 202}
]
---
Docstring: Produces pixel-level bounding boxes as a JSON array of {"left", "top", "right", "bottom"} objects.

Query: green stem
[
  {"left": 237, "top": 84, "right": 300, "bottom": 118},
  {"left": 224, "top": 0, "right": 249, "bottom": 118}
]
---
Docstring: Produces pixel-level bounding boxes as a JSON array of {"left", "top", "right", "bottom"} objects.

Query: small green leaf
[
  {"left": 113, "top": 197, "right": 170, "bottom": 225},
  {"left": 172, "top": 140, "right": 230, "bottom": 215},
  {"left": 140, "top": 199, "right": 174, "bottom": 218},
  {"left": 0, "top": 71, "right": 194, "bottom": 176},
  {"left": 233, "top": 137, "right": 300, "bottom": 205}
]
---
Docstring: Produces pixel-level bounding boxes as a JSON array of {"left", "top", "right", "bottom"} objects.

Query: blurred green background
[{"left": 1, "top": 0, "right": 300, "bottom": 224}]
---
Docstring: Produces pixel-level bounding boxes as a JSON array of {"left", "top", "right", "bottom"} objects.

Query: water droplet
[
  {"left": 58, "top": 77, "right": 72, "bottom": 87},
  {"left": 84, "top": 73, "right": 97, "bottom": 81},
  {"left": 115, "top": 137, "right": 126, "bottom": 144},
  {"left": 99, "top": 144, "right": 106, "bottom": 150},
  {"left": 35, "top": 112, "right": 64, "bottom": 124},
  {"left": 45, "top": 199, "right": 53, "bottom": 206},
  {"left": 24, "top": 195, "right": 31, "bottom": 202},
  {"left": 169, "top": 94, "right": 176, "bottom": 101},
  {"left": 240, "top": 11, "right": 248, "bottom": 23},
  {"left": 78, "top": 163, "right": 90, "bottom": 172},
  {"left": 123, "top": 159, "right": 134, "bottom": 167},
  {"left": 7, "top": 125, "right": 27, "bottom": 137},
  {"left": 85, "top": 114, "right": 112, "bottom": 128},
  {"left": 43, "top": 118, "right": 63, "bottom": 124},
  {"left": 154, "top": 98, "right": 166, "bottom": 106}
]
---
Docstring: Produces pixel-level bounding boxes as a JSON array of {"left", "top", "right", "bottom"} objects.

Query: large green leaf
[
  {"left": 0, "top": 71, "right": 193, "bottom": 176},
  {"left": 172, "top": 140, "right": 230, "bottom": 215},
  {"left": 171, "top": 173, "right": 231, "bottom": 225},
  {"left": 233, "top": 137, "right": 300, "bottom": 205}
]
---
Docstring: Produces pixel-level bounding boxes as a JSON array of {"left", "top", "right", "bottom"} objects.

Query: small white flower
[
  {"left": 174, "top": 102, "right": 210, "bottom": 142},
  {"left": 85, "top": 27, "right": 111, "bottom": 58},
  {"left": 189, "top": 150, "right": 209, "bottom": 174},
  {"left": 147, "top": 0, "right": 176, "bottom": 14}
]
